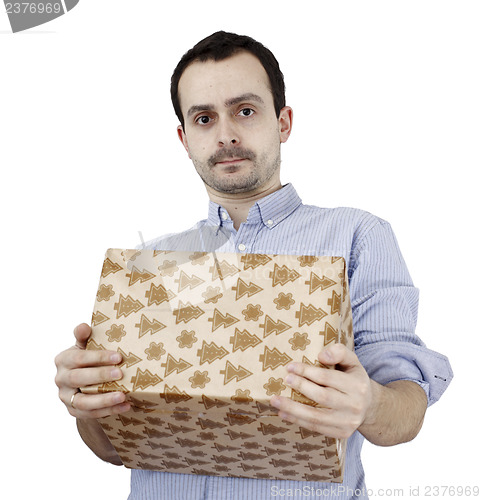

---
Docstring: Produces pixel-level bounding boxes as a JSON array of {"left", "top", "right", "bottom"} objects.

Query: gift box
[{"left": 82, "top": 249, "right": 354, "bottom": 482}]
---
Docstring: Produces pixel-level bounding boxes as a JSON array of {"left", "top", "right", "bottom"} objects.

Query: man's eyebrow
[
  {"left": 224, "top": 93, "right": 264, "bottom": 107},
  {"left": 186, "top": 93, "right": 265, "bottom": 118}
]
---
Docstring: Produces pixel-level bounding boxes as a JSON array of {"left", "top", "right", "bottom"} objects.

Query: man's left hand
[{"left": 270, "top": 344, "right": 375, "bottom": 439}]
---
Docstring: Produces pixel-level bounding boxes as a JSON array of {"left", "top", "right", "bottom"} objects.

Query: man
[{"left": 54, "top": 31, "right": 453, "bottom": 499}]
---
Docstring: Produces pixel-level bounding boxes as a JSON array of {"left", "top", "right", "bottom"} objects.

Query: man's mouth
[{"left": 216, "top": 158, "right": 246, "bottom": 166}]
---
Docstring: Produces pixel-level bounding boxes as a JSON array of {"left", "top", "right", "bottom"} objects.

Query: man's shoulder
[{"left": 299, "top": 203, "right": 388, "bottom": 234}]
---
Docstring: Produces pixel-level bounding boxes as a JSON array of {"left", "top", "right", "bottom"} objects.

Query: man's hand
[
  {"left": 54, "top": 323, "right": 131, "bottom": 419},
  {"left": 270, "top": 343, "right": 374, "bottom": 440}
]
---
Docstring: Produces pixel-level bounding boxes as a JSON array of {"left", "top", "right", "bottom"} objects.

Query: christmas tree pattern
[
  {"left": 173, "top": 301, "right": 205, "bottom": 324},
  {"left": 160, "top": 385, "right": 192, "bottom": 404},
  {"left": 208, "top": 308, "right": 239, "bottom": 331},
  {"left": 209, "top": 260, "right": 240, "bottom": 281},
  {"left": 320, "top": 322, "right": 338, "bottom": 346},
  {"left": 126, "top": 266, "right": 155, "bottom": 286},
  {"left": 259, "top": 315, "right": 291, "bottom": 338},
  {"left": 200, "top": 395, "right": 230, "bottom": 410},
  {"left": 161, "top": 354, "right": 193, "bottom": 377},
  {"left": 232, "top": 278, "right": 263, "bottom": 300},
  {"left": 257, "top": 422, "right": 289, "bottom": 436},
  {"left": 229, "top": 328, "right": 262, "bottom": 352},
  {"left": 86, "top": 339, "right": 105, "bottom": 351},
  {"left": 213, "top": 443, "right": 240, "bottom": 453},
  {"left": 91, "top": 310, "right": 109, "bottom": 326},
  {"left": 175, "top": 270, "right": 205, "bottom": 292},
  {"left": 259, "top": 346, "right": 292, "bottom": 371},
  {"left": 114, "top": 294, "right": 144, "bottom": 318},
  {"left": 269, "top": 264, "right": 301, "bottom": 286},
  {"left": 295, "top": 303, "right": 327, "bottom": 326},
  {"left": 241, "top": 253, "right": 272, "bottom": 270},
  {"left": 197, "top": 340, "right": 229, "bottom": 364},
  {"left": 135, "top": 314, "right": 166, "bottom": 338},
  {"left": 101, "top": 257, "right": 122, "bottom": 277},
  {"left": 130, "top": 368, "right": 163, "bottom": 391},
  {"left": 291, "top": 388, "right": 317, "bottom": 407},
  {"left": 238, "top": 451, "right": 266, "bottom": 461},
  {"left": 224, "top": 412, "right": 256, "bottom": 426},
  {"left": 305, "top": 272, "right": 336, "bottom": 294},
  {"left": 145, "top": 283, "right": 176, "bottom": 306},
  {"left": 225, "top": 430, "right": 255, "bottom": 441},
  {"left": 264, "top": 447, "right": 290, "bottom": 456},
  {"left": 327, "top": 290, "right": 342, "bottom": 315},
  {"left": 241, "top": 464, "right": 266, "bottom": 472},
  {"left": 220, "top": 360, "right": 253, "bottom": 384}
]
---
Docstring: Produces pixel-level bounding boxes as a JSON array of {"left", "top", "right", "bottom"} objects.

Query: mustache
[{"left": 208, "top": 147, "right": 256, "bottom": 167}]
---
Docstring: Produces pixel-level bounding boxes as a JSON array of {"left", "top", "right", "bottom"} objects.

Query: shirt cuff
[{"left": 355, "top": 341, "right": 453, "bottom": 407}]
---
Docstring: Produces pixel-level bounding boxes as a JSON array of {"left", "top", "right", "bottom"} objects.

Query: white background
[{"left": 1, "top": 1, "right": 479, "bottom": 499}]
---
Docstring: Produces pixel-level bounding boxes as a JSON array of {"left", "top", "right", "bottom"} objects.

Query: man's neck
[{"left": 206, "top": 181, "right": 282, "bottom": 231}]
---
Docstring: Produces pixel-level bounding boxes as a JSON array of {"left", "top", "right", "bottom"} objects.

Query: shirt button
[
  {"left": 266, "top": 219, "right": 274, "bottom": 227},
  {"left": 221, "top": 211, "right": 228, "bottom": 220},
  {"left": 238, "top": 243, "right": 246, "bottom": 252}
]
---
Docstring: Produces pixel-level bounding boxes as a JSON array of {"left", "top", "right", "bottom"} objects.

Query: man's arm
[
  {"left": 55, "top": 323, "right": 131, "bottom": 465},
  {"left": 77, "top": 418, "right": 123, "bottom": 465},
  {"left": 270, "top": 343, "right": 427, "bottom": 446},
  {"left": 359, "top": 378, "right": 427, "bottom": 446}
]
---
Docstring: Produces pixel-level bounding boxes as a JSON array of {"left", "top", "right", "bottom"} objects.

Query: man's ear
[
  {"left": 278, "top": 106, "right": 293, "bottom": 144},
  {"left": 177, "top": 125, "right": 191, "bottom": 158}
]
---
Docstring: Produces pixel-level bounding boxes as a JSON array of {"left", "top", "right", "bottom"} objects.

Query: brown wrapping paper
[{"left": 82, "top": 249, "right": 354, "bottom": 482}]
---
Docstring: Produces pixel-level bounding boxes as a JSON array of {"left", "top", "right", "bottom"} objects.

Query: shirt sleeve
[{"left": 348, "top": 218, "right": 453, "bottom": 407}]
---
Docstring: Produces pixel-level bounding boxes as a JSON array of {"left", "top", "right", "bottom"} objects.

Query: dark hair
[{"left": 171, "top": 31, "right": 286, "bottom": 129}]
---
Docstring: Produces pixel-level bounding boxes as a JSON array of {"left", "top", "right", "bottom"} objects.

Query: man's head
[
  {"left": 171, "top": 31, "right": 286, "bottom": 131},
  {"left": 172, "top": 31, "right": 292, "bottom": 197}
]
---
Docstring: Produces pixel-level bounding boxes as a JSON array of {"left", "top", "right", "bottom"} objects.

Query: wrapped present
[{"left": 82, "top": 249, "right": 354, "bottom": 482}]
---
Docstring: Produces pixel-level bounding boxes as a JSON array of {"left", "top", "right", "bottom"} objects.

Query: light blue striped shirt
[{"left": 130, "top": 183, "right": 452, "bottom": 500}]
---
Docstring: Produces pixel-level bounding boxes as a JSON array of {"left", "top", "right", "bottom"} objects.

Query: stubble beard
[{"left": 192, "top": 147, "right": 281, "bottom": 194}]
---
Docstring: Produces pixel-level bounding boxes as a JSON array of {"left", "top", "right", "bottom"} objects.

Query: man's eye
[
  {"left": 196, "top": 115, "right": 211, "bottom": 125},
  {"left": 239, "top": 108, "right": 254, "bottom": 117}
]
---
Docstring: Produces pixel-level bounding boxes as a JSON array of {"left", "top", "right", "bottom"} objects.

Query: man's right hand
[{"left": 54, "top": 323, "right": 131, "bottom": 419}]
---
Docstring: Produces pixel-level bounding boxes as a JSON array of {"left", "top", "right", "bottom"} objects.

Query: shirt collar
[{"left": 207, "top": 183, "right": 302, "bottom": 228}]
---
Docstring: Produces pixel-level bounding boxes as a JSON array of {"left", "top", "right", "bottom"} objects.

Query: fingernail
[
  {"left": 110, "top": 353, "right": 122, "bottom": 364},
  {"left": 285, "top": 374, "right": 294, "bottom": 385},
  {"left": 113, "top": 393, "right": 125, "bottom": 404},
  {"left": 270, "top": 397, "right": 280, "bottom": 408},
  {"left": 321, "top": 349, "right": 332, "bottom": 361},
  {"left": 111, "top": 368, "right": 122, "bottom": 380}
]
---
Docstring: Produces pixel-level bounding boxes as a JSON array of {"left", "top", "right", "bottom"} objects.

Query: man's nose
[{"left": 217, "top": 117, "right": 240, "bottom": 147}]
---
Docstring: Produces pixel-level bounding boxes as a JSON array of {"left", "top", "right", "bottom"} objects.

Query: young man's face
[{"left": 177, "top": 51, "right": 292, "bottom": 196}]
